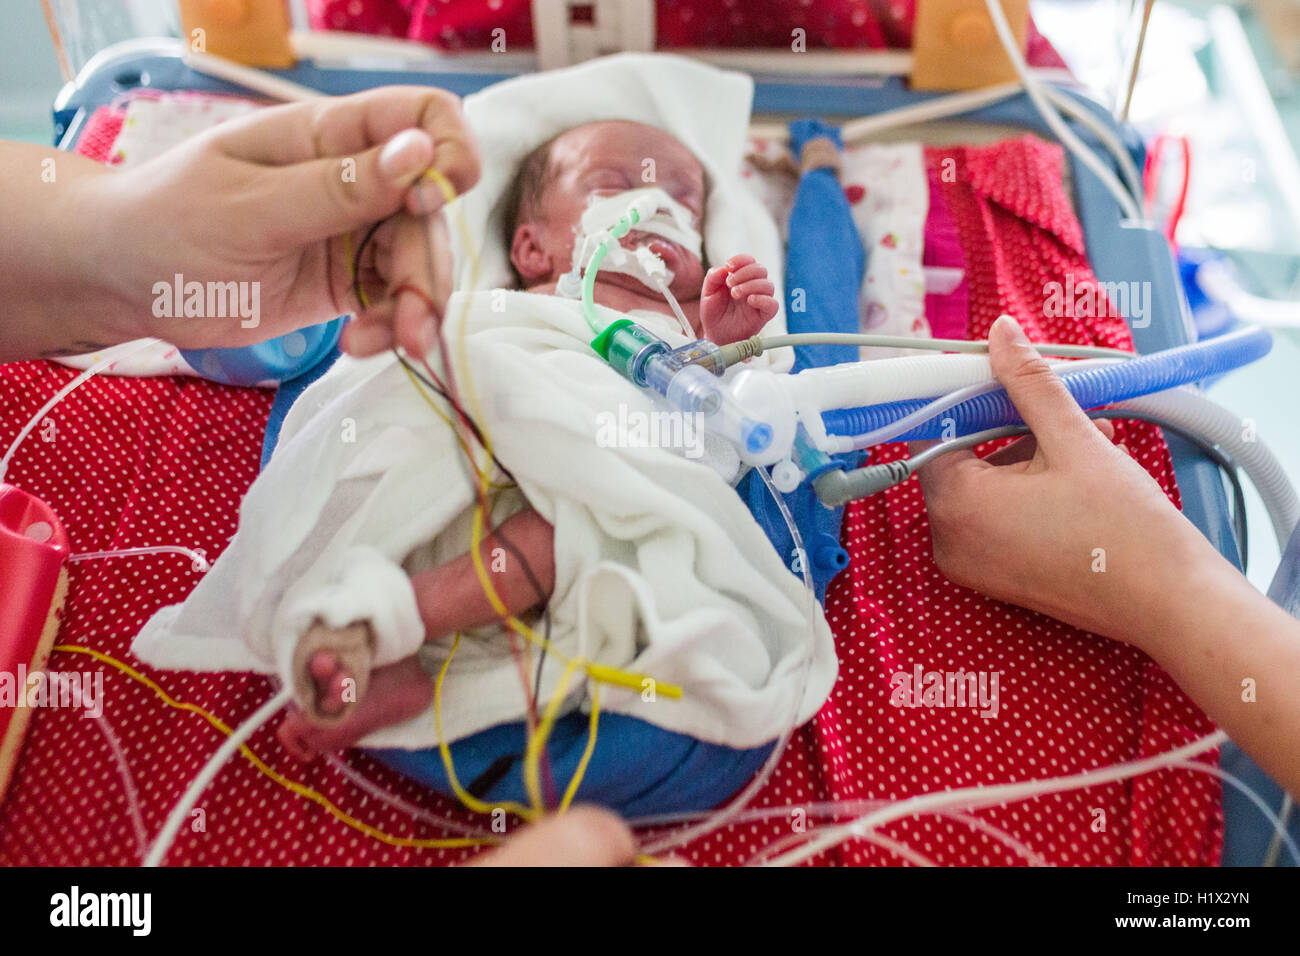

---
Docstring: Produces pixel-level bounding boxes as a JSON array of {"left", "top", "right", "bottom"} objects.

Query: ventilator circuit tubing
[
  {"left": 823, "top": 326, "right": 1272, "bottom": 451},
  {"left": 825, "top": 358, "right": 1120, "bottom": 452},
  {"left": 1116, "top": 387, "right": 1300, "bottom": 547}
]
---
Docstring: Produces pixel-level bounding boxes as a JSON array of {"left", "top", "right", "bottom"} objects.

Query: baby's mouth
[{"left": 625, "top": 233, "right": 684, "bottom": 274}]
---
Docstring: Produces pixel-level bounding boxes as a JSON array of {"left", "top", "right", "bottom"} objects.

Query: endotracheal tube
[{"left": 570, "top": 191, "right": 786, "bottom": 464}]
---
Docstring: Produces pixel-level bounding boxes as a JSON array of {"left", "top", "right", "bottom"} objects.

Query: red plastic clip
[{"left": 0, "top": 484, "right": 71, "bottom": 803}]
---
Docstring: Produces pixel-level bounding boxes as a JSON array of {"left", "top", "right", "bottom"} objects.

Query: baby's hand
[{"left": 699, "top": 254, "right": 779, "bottom": 345}]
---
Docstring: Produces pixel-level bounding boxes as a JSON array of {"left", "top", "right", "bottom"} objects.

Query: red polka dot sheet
[{"left": 0, "top": 128, "right": 1218, "bottom": 865}]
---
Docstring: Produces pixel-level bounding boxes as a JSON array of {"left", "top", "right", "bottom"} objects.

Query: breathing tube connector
[
  {"left": 822, "top": 325, "right": 1273, "bottom": 450},
  {"left": 581, "top": 205, "right": 644, "bottom": 339},
  {"left": 590, "top": 320, "right": 780, "bottom": 461}
]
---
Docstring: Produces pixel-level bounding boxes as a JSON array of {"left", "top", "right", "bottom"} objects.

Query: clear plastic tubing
[{"left": 822, "top": 326, "right": 1272, "bottom": 449}]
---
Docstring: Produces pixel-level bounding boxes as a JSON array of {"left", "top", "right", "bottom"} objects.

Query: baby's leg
[
  {"left": 410, "top": 508, "right": 556, "bottom": 640},
  {"left": 278, "top": 509, "right": 556, "bottom": 760}
]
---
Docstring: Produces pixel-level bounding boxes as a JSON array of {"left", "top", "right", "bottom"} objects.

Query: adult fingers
[
  {"left": 986, "top": 315, "right": 1104, "bottom": 461},
  {"left": 469, "top": 807, "right": 638, "bottom": 867},
  {"left": 218, "top": 87, "right": 479, "bottom": 243}
]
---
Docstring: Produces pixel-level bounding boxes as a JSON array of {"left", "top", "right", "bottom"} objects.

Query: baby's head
[{"left": 505, "top": 120, "right": 706, "bottom": 299}]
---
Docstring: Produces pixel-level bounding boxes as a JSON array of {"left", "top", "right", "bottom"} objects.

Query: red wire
[{"left": 1143, "top": 133, "right": 1191, "bottom": 247}]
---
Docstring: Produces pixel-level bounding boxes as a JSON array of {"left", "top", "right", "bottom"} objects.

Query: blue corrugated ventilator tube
[{"left": 822, "top": 324, "right": 1273, "bottom": 443}]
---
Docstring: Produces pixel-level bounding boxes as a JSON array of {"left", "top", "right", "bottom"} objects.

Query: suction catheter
[{"left": 567, "top": 192, "right": 1277, "bottom": 505}]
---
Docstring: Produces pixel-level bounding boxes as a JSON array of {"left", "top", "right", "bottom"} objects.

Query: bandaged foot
[
  {"left": 278, "top": 654, "right": 435, "bottom": 762},
  {"left": 291, "top": 618, "right": 374, "bottom": 727}
]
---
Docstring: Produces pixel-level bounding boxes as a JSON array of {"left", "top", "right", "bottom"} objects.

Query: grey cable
[
  {"left": 722, "top": 332, "right": 1136, "bottom": 368},
  {"left": 814, "top": 409, "right": 1250, "bottom": 573}
]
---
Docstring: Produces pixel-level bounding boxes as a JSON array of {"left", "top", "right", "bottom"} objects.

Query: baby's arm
[
  {"left": 411, "top": 508, "right": 556, "bottom": 640},
  {"left": 698, "top": 253, "right": 780, "bottom": 345}
]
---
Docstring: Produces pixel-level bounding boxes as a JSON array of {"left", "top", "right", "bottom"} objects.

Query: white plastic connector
[{"left": 771, "top": 457, "right": 803, "bottom": 493}]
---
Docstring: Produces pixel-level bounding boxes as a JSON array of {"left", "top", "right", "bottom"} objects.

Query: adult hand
[
  {"left": 76, "top": 86, "right": 478, "bottom": 358},
  {"left": 913, "top": 315, "right": 1224, "bottom": 645},
  {"left": 469, "top": 806, "right": 640, "bottom": 867}
]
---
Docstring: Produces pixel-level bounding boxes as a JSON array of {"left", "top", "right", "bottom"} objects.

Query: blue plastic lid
[{"left": 179, "top": 318, "right": 345, "bottom": 387}]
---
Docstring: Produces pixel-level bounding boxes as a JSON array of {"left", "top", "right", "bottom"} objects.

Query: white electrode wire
[
  {"left": 1045, "top": 86, "right": 1144, "bottom": 206},
  {"left": 1265, "top": 798, "right": 1293, "bottom": 867},
  {"left": 633, "top": 799, "right": 1050, "bottom": 866},
  {"left": 0, "top": 337, "right": 162, "bottom": 484},
  {"left": 851, "top": 833, "right": 938, "bottom": 867},
  {"left": 1171, "top": 760, "right": 1300, "bottom": 867},
  {"left": 835, "top": 82, "right": 1023, "bottom": 142},
  {"left": 742, "top": 813, "right": 937, "bottom": 867},
  {"left": 182, "top": 50, "right": 324, "bottom": 103},
  {"left": 321, "top": 754, "right": 493, "bottom": 839},
  {"left": 68, "top": 546, "right": 212, "bottom": 572},
  {"left": 761, "top": 730, "right": 1227, "bottom": 867},
  {"left": 90, "top": 714, "right": 150, "bottom": 861},
  {"left": 143, "top": 687, "right": 293, "bottom": 867},
  {"left": 757, "top": 332, "right": 1134, "bottom": 361},
  {"left": 752, "top": 81, "right": 1142, "bottom": 206},
  {"left": 983, "top": 0, "right": 1144, "bottom": 222},
  {"left": 638, "top": 463, "right": 818, "bottom": 856},
  {"left": 832, "top": 357, "right": 1123, "bottom": 452}
]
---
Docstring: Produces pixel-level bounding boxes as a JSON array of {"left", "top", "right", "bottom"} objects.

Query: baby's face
[{"left": 511, "top": 120, "right": 706, "bottom": 299}]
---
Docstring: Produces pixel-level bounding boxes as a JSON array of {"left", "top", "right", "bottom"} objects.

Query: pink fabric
[
  {"left": 0, "top": 128, "right": 1216, "bottom": 866},
  {"left": 74, "top": 107, "right": 126, "bottom": 165},
  {"left": 922, "top": 162, "right": 969, "bottom": 341}
]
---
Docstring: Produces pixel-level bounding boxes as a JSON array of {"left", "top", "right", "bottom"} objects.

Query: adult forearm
[
  {"left": 0, "top": 142, "right": 139, "bottom": 362},
  {"left": 1136, "top": 551, "right": 1300, "bottom": 798}
]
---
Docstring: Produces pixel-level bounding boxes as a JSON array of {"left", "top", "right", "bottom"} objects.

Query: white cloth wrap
[{"left": 133, "top": 291, "right": 838, "bottom": 750}]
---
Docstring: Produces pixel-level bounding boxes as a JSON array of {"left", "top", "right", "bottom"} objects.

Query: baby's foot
[
  {"left": 291, "top": 619, "right": 374, "bottom": 728},
  {"left": 278, "top": 656, "right": 435, "bottom": 762}
]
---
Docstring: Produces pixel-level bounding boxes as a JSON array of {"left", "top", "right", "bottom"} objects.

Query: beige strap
[{"left": 799, "top": 136, "right": 842, "bottom": 176}]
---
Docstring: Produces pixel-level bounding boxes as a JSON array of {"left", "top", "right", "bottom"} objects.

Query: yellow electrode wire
[
  {"left": 398, "top": 359, "right": 673, "bottom": 698},
  {"left": 523, "top": 656, "right": 584, "bottom": 813},
  {"left": 53, "top": 644, "right": 495, "bottom": 851},
  {"left": 381, "top": 169, "right": 679, "bottom": 829},
  {"left": 432, "top": 635, "right": 536, "bottom": 820},
  {"left": 561, "top": 683, "right": 601, "bottom": 813}
]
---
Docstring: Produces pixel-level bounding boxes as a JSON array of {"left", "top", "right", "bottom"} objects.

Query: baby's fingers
[
  {"left": 730, "top": 277, "right": 775, "bottom": 301},
  {"left": 702, "top": 264, "right": 731, "bottom": 296},
  {"left": 749, "top": 294, "right": 780, "bottom": 321},
  {"left": 726, "top": 262, "right": 768, "bottom": 287}
]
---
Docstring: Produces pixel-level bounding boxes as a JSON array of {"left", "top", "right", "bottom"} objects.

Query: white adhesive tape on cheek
[{"left": 580, "top": 188, "right": 703, "bottom": 259}]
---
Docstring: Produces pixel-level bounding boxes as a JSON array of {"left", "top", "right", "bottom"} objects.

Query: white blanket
[{"left": 133, "top": 291, "right": 837, "bottom": 750}]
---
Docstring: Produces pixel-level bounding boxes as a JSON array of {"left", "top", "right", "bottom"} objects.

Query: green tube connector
[{"left": 581, "top": 208, "right": 642, "bottom": 340}]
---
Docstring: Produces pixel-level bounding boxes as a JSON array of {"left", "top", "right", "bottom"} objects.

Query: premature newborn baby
[{"left": 278, "top": 120, "right": 781, "bottom": 760}]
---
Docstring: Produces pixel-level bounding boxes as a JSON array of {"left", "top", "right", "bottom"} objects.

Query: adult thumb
[{"left": 987, "top": 315, "right": 1101, "bottom": 457}]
